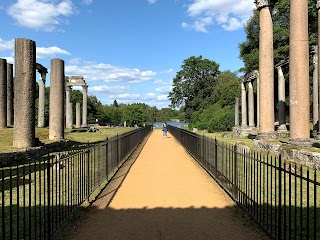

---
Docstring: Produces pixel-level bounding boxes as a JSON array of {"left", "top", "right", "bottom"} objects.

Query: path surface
[{"left": 61, "top": 129, "right": 269, "bottom": 240}]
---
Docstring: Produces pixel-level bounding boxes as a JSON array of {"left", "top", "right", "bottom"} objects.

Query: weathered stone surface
[
  {"left": 257, "top": 3, "right": 275, "bottom": 138},
  {"left": 7, "top": 63, "right": 13, "bottom": 126},
  {"left": 49, "top": 58, "right": 65, "bottom": 140},
  {"left": 289, "top": 0, "right": 310, "bottom": 141},
  {"left": 0, "top": 59, "right": 7, "bottom": 128},
  {"left": 13, "top": 38, "right": 36, "bottom": 148},
  {"left": 82, "top": 85, "right": 88, "bottom": 127},
  {"left": 76, "top": 102, "right": 81, "bottom": 128}
]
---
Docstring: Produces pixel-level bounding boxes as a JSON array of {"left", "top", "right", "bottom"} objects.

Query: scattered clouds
[
  {"left": 0, "top": 38, "right": 14, "bottom": 51},
  {"left": 155, "top": 85, "right": 172, "bottom": 93},
  {"left": 7, "top": 0, "right": 74, "bottom": 31},
  {"left": 65, "top": 59, "right": 157, "bottom": 83},
  {"left": 183, "top": 0, "right": 255, "bottom": 32},
  {"left": 90, "top": 85, "right": 129, "bottom": 94},
  {"left": 82, "top": 0, "right": 93, "bottom": 5},
  {"left": 36, "top": 46, "right": 71, "bottom": 59},
  {"left": 147, "top": 0, "right": 157, "bottom": 4}
]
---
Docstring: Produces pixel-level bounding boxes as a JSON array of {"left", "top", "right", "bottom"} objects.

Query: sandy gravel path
[{"left": 62, "top": 129, "right": 269, "bottom": 240}]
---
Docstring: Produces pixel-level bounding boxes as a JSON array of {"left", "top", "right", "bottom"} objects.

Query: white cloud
[
  {"left": 0, "top": 39, "right": 14, "bottom": 51},
  {"left": 184, "top": 0, "right": 254, "bottom": 32},
  {"left": 36, "top": 46, "right": 71, "bottom": 59},
  {"left": 147, "top": 0, "right": 157, "bottom": 4},
  {"left": 155, "top": 85, "right": 172, "bottom": 93},
  {"left": 82, "top": 0, "right": 93, "bottom": 5},
  {"left": 7, "top": 0, "right": 74, "bottom": 31},
  {"left": 90, "top": 85, "right": 129, "bottom": 94},
  {"left": 65, "top": 59, "right": 157, "bottom": 83}
]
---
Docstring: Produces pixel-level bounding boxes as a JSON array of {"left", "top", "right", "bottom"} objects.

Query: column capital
[
  {"left": 317, "top": 1, "right": 320, "bottom": 10},
  {"left": 255, "top": 0, "right": 274, "bottom": 10},
  {"left": 82, "top": 84, "right": 88, "bottom": 92},
  {"left": 66, "top": 85, "right": 72, "bottom": 92}
]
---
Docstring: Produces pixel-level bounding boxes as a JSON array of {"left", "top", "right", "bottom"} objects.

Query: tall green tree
[{"left": 168, "top": 56, "right": 220, "bottom": 120}]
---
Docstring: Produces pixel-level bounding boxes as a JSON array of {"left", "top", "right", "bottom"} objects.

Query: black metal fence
[
  {"left": 169, "top": 125, "right": 320, "bottom": 240},
  {"left": 0, "top": 125, "right": 152, "bottom": 240}
]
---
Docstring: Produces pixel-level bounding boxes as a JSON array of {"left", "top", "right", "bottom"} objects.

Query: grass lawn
[{"left": 0, "top": 126, "right": 133, "bottom": 153}]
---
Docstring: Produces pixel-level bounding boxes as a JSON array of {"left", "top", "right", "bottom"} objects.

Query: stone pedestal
[
  {"left": 76, "top": 102, "right": 81, "bottom": 128},
  {"left": 289, "top": 0, "right": 310, "bottom": 144},
  {"left": 49, "top": 59, "right": 65, "bottom": 140},
  {"left": 256, "top": 1, "right": 275, "bottom": 139},
  {"left": 13, "top": 38, "right": 36, "bottom": 148},
  {"left": 0, "top": 59, "right": 7, "bottom": 128},
  {"left": 7, "top": 63, "right": 13, "bottom": 127}
]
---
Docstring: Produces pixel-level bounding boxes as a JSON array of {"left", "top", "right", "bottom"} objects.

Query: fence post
[
  {"left": 214, "top": 137, "right": 218, "bottom": 176},
  {"left": 278, "top": 155, "right": 282, "bottom": 240},
  {"left": 47, "top": 153, "right": 51, "bottom": 238},
  {"left": 233, "top": 144, "right": 238, "bottom": 201},
  {"left": 87, "top": 147, "right": 90, "bottom": 202}
]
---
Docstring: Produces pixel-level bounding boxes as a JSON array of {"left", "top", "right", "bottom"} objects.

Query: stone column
[
  {"left": 248, "top": 81, "right": 255, "bottom": 127},
  {"left": 312, "top": 45, "right": 319, "bottom": 133},
  {"left": 276, "top": 65, "right": 287, "bottom": 131},
  {"left": 76, "top": 102, "right": 81, "bottom": 128},
  {"left": 82, "top": 85, "right": 88, "bottom": 127},
  {"left": 49, "top": 59, "right": 65, "bottom": 140},
  {"left": 7, "top": 63, "right": 13, "bottom": 127},
  {"left": 257, "top": 75, "right": 260, "bottom": 128},
  {"left": 256, "top": 0, "right": 275, "bottom": 139},
  {"left": 241, "top": 81, "right": 247, "bottom": 128},
  {"left": 38, "top": 71, "right": 46, "bottom": 127},
  {"left": 317, "top": 2, "right": 320, "bottom": 139},
  {"left": 66, "top": 102, "right": 73, "bottom": 129},
  {"left": 289, "top": 0, "right": 310, "bottom": 145},
  {"left": 0, "top": 59, "right": 7, "bottom": 128},
  {"left": 65, "top": 85, "right": 72, "bottom": 129},
  {"left": 13, "top": 38, "right": 36, "bottom": 148},
  {"left": 235, "top": 97, "right": 239, "bottom": 127}
]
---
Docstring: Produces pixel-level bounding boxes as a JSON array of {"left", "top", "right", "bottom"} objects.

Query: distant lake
[{"left": 153, "top": 122, "right": 188, "bottom": 128}]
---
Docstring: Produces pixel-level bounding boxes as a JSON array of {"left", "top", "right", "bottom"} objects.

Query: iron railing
[
  {"left": 169, "top": 125, "right": 320, "bottom": 240},
  {"left": 0, "top": 125, "right": 152, "bottom": 240}
]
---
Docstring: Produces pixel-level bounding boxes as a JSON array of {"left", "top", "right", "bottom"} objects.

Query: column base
[
  {"left": 276, "top": 129, "right": 289, "bottom": 138},
  {"left": 288, "top": 138, "right": 313, "bottom": 148},
  {"left": 277, "top": 124, "right": 287, "bottom": 131},
  {"left": 255, "top": 132, "right": 277, "bottom": 140}
]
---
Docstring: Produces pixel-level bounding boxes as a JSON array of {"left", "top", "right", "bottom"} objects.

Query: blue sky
[{"left": 0, "top": 0, "right": 254, "bottom": 109}]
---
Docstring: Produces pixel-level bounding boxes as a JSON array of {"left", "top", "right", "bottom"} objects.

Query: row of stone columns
[
  {"left": 0, "top": 38, "right": 90, "bottom": 148},
  {"left": 240, "top": 0, "right": 312, "bottom": 145}
]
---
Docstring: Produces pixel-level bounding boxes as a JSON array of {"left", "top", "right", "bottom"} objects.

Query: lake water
[{"left": 153, "top": 122, "right": 188, "bottom": 128}]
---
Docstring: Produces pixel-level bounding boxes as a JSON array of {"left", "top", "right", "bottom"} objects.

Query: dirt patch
[{"left": 57, "top": 129, "right": 270, "bottom": 240}]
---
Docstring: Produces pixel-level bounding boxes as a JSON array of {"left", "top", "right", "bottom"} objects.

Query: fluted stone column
[
  {"left": 76, "top": 102, "right": 81, "bottom": 128},
  {"left": 276, "top": 66, "right": 287, "bottom": 131},
  {"left": 13, "top": 38, "right": 36, "bottom": 148},
  {"left": 82, "top": 85, "right": 88, "bottom": 127},
  {"left": 241, "top": 82, "right": 247, "bottom": 128},
  {"left": 49, "top": 59, "right": 65, "bottom": 140},
  {"left": 289, "top": 0, "right": 310, "bottom": 145},
  {"left": 248, "top": 81, "right": 255, "bottom": 127},
  {"left": 312, "top": 45, "right": 319, "bottom": 133},
  {"left": 38, "top": 71, "right": 46, "bottom": 127},
  {"left": 7, "top": 63, "right": 13, "bottom": 127},
  {"left": 256, "top": 0, "right": 275, "bottom": 139},
  {"left": 235, "top": 97, "right": 239, "bottom": 127},
  {"left": 0, "top": 59, "right": 7, "bottom": 128},
  {"left": 65, "top": 86, "right": 72, "bottom": 129}
]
